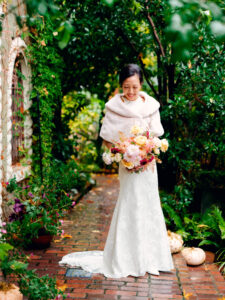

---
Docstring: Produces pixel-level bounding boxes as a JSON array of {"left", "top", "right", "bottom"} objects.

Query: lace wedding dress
[{"left": 59, "top": 93, "right": 174, "bottom": 278}]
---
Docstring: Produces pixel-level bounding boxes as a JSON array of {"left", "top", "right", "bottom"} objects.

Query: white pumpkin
[
  {"left": 0, "top": 284, "right": 23, "bottom": 300},
  {"left": 167, "top": 230, "right": 183, "bottom": 254},
  {"left": 181, "top": 247, "right": 206, "bottom": 266}
]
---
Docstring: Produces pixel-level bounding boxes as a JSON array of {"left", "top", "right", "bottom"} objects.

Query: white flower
[
  {"left": 134, "top": 135, "right": 147, "bottom": 146},
  {"left": 204, "top": 10, "right": 210, "bottom": 16},
  {"left": 88, "top": 124, "right": 95, "bottom": 132},
  {"left": 102, "top": 152, "right": 112, "bottom": 165},
  {"left": 114, "top": 153, "right": 122, "bottom": 162},
  {"left": 152, "top": 137, "right": 162, "bottom": 148},
  {"left": 153, "top": 147, "right": 160, "bottom": 155},
  {"left": 160, "top": 139, "right": 169, "bottom": 152},
  {"left": 131, "top": 125, "right": 144, "bottom": 135}
]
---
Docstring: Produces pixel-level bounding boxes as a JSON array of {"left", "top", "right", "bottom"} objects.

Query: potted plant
[{"left": 3, "top": 177, "right": 75, "bottom": 249}]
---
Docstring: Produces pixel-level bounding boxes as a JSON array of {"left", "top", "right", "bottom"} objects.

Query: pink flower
[
  {"left": 66, "top": 193, "right": 70, "bottom": 197},
  {"left": 148, "top": 156, "right": 154, "bottom": 163},
  {"left": 1, "top": 229, "right": 7, "bottom": 234},
  {"left": 59, "top": 220, "right": 63, "bottom": 225},
  {"left": 140, "top": 158, "right": 148, "bottom": 165},
  {"left": 71, "top": 201, "right": 76, "bottom": 207},
  {"left": 56, "top": 212, "right": 60, "bottom": 217},
  {"left": 6, "top": 182, "right": 9, "bottom": 185},
  {"left": 61, "top": 230, "right": 65, "bottom": 236},
  {"left": 124, "top": 145, "right": 140, "bottom": 162},
  {"left": 2, "top": 222, "right": 6, "bottom": 226},
  {"left": 111, "top": 147, "right": 121, "bottom": 154}
]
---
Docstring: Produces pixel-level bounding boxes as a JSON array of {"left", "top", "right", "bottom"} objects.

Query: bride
[{"left": 59, "top": 64, "right": 174, "bottom": 278}]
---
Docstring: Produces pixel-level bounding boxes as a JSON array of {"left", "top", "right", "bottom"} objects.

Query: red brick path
[{"left": 27, "top": 174, "right": 225, "bottom": 300}]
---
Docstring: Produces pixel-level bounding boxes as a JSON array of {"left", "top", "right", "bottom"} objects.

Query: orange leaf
[
  {"left": 57, "top": 284, "right": 67, "bottom": 292},
  {"left": 62, "top": 234, "right": 72, "bottom": 239}
]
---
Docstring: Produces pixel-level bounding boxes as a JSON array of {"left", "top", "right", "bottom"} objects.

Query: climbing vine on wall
[{"left": 24, "top": 15, "right": 65, "bottom": 176}]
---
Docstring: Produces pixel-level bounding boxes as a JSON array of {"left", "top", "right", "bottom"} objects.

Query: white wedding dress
[{"left": 59, "top": 94, "right": 174, "bottom": 278}]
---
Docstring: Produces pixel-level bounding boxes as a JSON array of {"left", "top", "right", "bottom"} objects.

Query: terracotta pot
[
  {"left": 24, "top": 228, "right": 53, "bottom": 249},
  {"left": 31, "top": 233, "right": 53, "bottom": 249},
  {"left": 0, "top": 284, "right": 23, "bottom": 300}
]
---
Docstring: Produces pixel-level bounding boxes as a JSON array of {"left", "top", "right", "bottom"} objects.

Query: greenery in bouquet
[
  {"left": 102, "top": 125, "right": 169, "bottom": 173},
  {"left": 3, "top": 177, "right": 76, "bottom": 248}
]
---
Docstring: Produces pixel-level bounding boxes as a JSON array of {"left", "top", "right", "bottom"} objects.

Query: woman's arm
[{"left": 149, "top": 109, "right": 164, "bottom": 137}]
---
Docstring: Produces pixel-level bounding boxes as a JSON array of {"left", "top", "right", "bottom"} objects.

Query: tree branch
[
  {"left": 193, "top": 93, "right": 207, "bottom": 107},
  {"left": 143, "top": 1, "right": 165, "bottom": 57}
]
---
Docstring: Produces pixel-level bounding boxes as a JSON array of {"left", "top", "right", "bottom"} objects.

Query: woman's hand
[{"left": 102, "top": 140, "right": 113, "bottom": 150}]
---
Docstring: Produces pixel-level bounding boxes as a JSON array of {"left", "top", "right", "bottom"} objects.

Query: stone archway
[{"left": 1, "top": 37, "right": 32, "bottom": 222}]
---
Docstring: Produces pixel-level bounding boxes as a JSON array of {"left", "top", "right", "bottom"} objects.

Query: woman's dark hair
[{"left": 119, "top": 64, "right": 143, "bottom": 86}]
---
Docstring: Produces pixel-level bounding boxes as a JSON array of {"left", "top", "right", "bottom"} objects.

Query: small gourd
[
  {"left": 181, "top": 247, "right": 206, "bottom": 266},
  {"left": 167, "top": 230, "right": 183, "bottom": 254}
]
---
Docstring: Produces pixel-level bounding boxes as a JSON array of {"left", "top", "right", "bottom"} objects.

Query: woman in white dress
[{"left": 59, "top": 64, "right": 174, "bottom": 278}]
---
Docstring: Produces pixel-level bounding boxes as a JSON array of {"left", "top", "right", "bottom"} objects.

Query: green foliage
[
  {"left": 0, "top": 243, "right": 13, "bottom": 261},
  {"left": 19, "top": 270, "right": 66, "bottom": 300},
  {"left": 0, "top": 240, "right": 65, "bottom": 298},
  {"left": 160, "top": 28, "right": 225, "bottom": 205},
  {"left": 162, "top": 202, "right": 225, "bottom": 250},
  {"left": 216, "top": 248, "right": 225, "bottom": 275},
  {"left": 165, "top": 0, "right": 225, "bottom": 60},
  {"left": 41, "top": 159, "right": 94, "bottom": 194},
  {"left": 25, "top": 14, "right": 65, "bottom": 174},
  {"left": 0, "top": 242, "right": 27, "bottom": 280},
  {"left": 62, "top": 92, "right": 104, "bottom": 171}
]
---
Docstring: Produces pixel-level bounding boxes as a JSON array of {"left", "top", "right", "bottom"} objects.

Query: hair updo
[{"left": 119, "top": 64, "right": 143, "bottom": 86}]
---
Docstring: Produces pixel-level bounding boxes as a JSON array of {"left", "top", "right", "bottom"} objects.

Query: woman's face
[{"left": 122, "top": 74, "right": 142, "bottom": 101}]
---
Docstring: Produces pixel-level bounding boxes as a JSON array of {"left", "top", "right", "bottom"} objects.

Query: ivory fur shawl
[{"left": 99, "top": 91, "right": 164, "bottom": 144}]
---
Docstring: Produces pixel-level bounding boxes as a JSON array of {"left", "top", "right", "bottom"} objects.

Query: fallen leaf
[
  {"left": 57, "top": 284, "right": 67, "bottom": 292},
  {"left": 183, "top": 289, "right": 193, "bottom": 300},
  {"left": 62, "top": 234, "right": 72, "bottom": 239}
]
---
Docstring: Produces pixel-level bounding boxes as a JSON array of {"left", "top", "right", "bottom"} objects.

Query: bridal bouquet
[{"left": 102, "top": 125, "right": 169, "bottom": 173}]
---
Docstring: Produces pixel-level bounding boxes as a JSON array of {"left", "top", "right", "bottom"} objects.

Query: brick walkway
[{"left": 27, "top": 174, "right": 225, "bottom": 300}]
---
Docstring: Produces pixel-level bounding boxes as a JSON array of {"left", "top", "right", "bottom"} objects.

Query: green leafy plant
[
  {"left": 0, "top": 240, "right": 66, "bottom": 299},
  {"left": 0, "top": 242, "right": 27, "bottom": 282},
  {"left": 162, "top": 201, "right": 225, "bottom": 251},
  {"left": 62, "top": 92, "right": 104, "bottom": 171},
  {"left": 216, "top": 248, "right": 225, "bottom": 275},
  {"left": 19, "top": 270, "right": 66, "bottom": 300}
]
